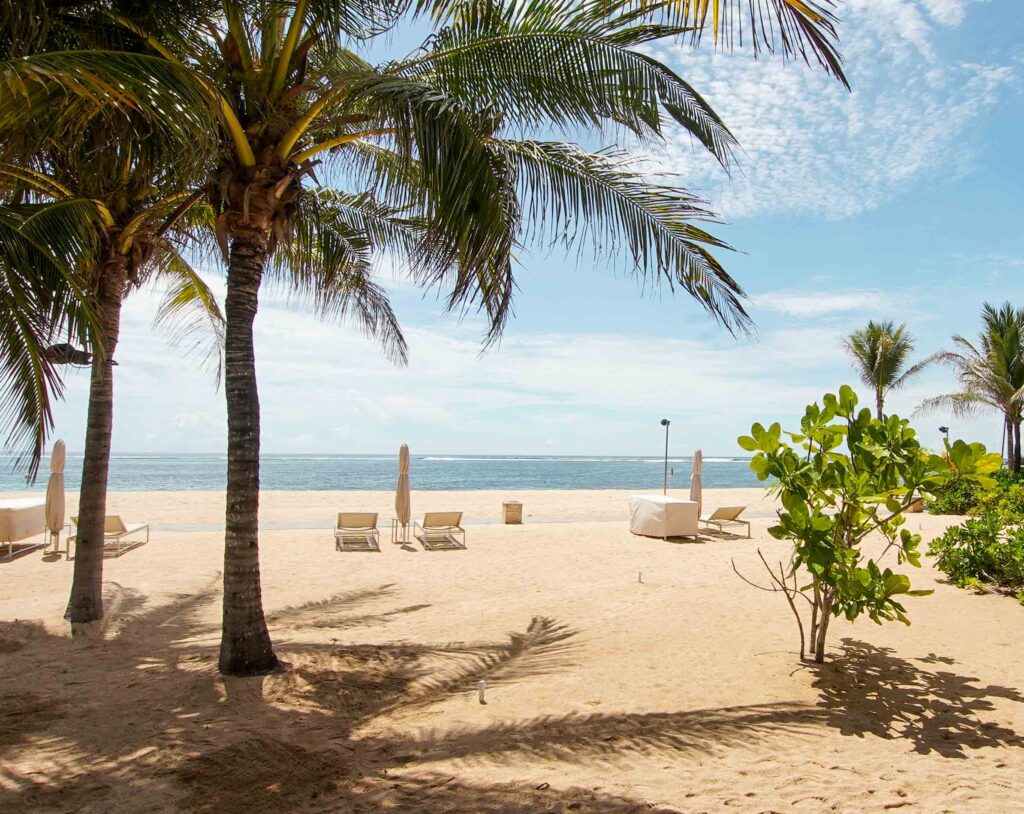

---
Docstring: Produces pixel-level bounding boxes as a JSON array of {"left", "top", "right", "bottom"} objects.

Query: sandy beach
[{"left": 2, "top": 486, "right": 1023, "bottom": 813}]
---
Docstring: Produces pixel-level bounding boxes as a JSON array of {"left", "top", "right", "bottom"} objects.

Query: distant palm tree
[
  {"left": 844, "top": 321, "right": 930, "bottom": 420},
  {"left": 918, "top": 303, "right": 1024, "bottom": 471}
]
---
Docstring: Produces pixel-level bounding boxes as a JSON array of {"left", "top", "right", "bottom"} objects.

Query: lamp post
[
  {"left": 660, "top": 419, "right": 670, "bottom": 495},
  {"left": 939, "top": 425, "right": 950, "bottom": 446}
]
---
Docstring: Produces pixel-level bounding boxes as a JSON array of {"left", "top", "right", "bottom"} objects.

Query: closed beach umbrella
[
  {"left": 45, "top": 439, "right": 66, "bottom": 552},
  {"left": 689, "top": 448, "right": 703, "bottom": 517},
  {"left": 395, "top": 444, "right": 410, "bottom": 542}
]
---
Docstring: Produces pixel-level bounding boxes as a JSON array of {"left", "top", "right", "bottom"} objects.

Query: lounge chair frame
[
  {"left": 335, "top": 513, "right": 381, "bottom": 552},
  {"left": 414, "top": 512, "right": 466, "bottom": 550},
  {"left": 69, "top": 516, "right": 150, "bottom": 558},
  {"left": 700, "top": 507, "right": 751, "bottom": 538}
]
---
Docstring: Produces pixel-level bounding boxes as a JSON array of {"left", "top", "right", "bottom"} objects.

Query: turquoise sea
[{"left": 1, "top": 453, "right": 758, "bottom": 492}]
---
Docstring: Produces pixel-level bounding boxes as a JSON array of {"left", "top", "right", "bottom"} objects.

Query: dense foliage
[
  {"left": 928, "top": 514, "right": 1024, "bottom": 601},
  {"left": 928, "top": 468, "right": 1024, "bottom": 520},
  {"left": 739, "top": 385, "right": 999, "bottom": 663}
]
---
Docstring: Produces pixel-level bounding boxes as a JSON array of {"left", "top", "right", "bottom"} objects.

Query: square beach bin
[{"left": 502, "top": 500, "right": 523, "bottom": 525}]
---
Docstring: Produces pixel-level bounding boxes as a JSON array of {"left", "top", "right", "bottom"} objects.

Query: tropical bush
[
  {"left": 928, "top": 514, "right": 1024, "bottom": 600},
  {"left": 738, "top": 385, "right": 999, "bottom": 663},
  {"left": 928, "top": 468, "right": 1024, "bottom": 521},
  {"left": 926, "top": 479, "right": 981, "bottom": 515}
]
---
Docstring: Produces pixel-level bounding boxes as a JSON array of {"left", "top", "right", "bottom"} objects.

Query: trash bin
[{"left": 502, "top": 500, "right": 523, "bottom": 524}]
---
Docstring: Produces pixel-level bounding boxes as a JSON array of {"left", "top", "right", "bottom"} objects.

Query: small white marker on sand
[{"left": 478, "top": 679, "right": 487, "bottom": 705}]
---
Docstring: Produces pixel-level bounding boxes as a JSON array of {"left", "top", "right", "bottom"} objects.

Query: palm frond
[
  {"left": 0, "top": 201, "right": 99, "bottom": 478},
  {"left": 416, "top": 1, "right": 847, "bottom": 86},
  {"left": 271, "top": 190, "right": 409, "bottom": 364},
  {"left": 494, "top": 140, "right": 748, "bottom": 333},
  {"left": 152, "top": 241, "right": 225, "bottom": 383},
  {"left": 403, "top": 3, "right": 735, "bottom": 162}
]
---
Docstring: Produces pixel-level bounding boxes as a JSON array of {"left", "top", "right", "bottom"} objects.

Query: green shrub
[
  {"left": 926, "top": 479, "right": 979, "bottom": 515},
  {"left": 928, "top": 467, "right": 1024, "bottom": 519},
  {"left": 928, "top": 513, "right": 1024, "bottom": 593}
]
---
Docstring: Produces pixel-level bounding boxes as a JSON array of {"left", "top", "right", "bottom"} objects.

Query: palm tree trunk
[
  {"left": 218, "top": 221, "right": 277, "bottom": 676},
  {"left": 875, "top": 388, "right": 884, "bottom": 422},
  {"left": 1014, "top": 421, "right": 1022, "bottom": 473},
  {"left": 1004, "top": 415, "right": 1013, "bottom": 470},
  {"left": 67, "top": 254, "right": 128, "bottom": 629}
]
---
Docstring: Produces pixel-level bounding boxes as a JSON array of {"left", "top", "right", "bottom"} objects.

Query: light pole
[
  {"left": 939, "top": 425, "right": 950, "bottom": 446},
  {"left": 660, "top": 419, "right": 670, "bottom": 495}
]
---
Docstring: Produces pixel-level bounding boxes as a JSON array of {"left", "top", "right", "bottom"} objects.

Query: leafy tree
[
  {"left": 2, "top": 0, "right": 847, "bottom": 675},
  {"left": 843, "top": 320, "right": 929, "bottom": 420},
  {"left": 738, "top": 386, "right": 999, "bottom": 663},
  {"left": 919, "top": 302, "right": 1024, "bottom": 472}
]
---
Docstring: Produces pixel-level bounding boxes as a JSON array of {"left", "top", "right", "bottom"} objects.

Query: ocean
[{"left": 1, "top": 453, "right": 759, "bottom": 492}]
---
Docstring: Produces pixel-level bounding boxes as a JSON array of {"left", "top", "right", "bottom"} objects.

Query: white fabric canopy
[
  {"left": 628, "top": 495, "right": 698, "bottom": 539},
  {"left": 45, "top": 439, "right": 66, "bottom": 550},
  {"left": 395, "top": 444, "right": 410, "bottom": 541},
  {"left": 689, "top": 448, "right": 703, "bottom": 517}
]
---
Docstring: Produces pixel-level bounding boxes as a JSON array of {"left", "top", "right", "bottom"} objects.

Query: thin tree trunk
[
  {"left": 875, "top": 388, "right": 884, "bottom": 422},
  {"left": 1001, "top": 418, "right": 1007, "bottom": 467},
  {"left": 1015, "top": 421, "right": 1022, "bottom": 473},
  {"left": 814, "top": 593, "right": 832, "bottom": 663},
  {"left": 68, "top": 255, "right": 128, "bottom": 629},
  {"left": 218, "top": 221, "right": 277, "bottom": 676}
]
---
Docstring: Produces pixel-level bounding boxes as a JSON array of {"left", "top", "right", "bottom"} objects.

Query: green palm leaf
[{"left": 495, "top": 140, "right": 747, "bottom": 333}]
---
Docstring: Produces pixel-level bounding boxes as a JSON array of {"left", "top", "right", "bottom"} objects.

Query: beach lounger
[
  {"left": 335, "top": 512, "right": 381, "bottom": 551},
  {"left": 413, "top": 512, "right": 466, "bottom": 550},
  {"left": 700, "top": 506, "right": 751, "bottom": 538},
  {"left": 69, "top": 515, "right": 150, "bottom": 557}
]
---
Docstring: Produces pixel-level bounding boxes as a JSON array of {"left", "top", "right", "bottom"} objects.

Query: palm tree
[
  {"left": 0, "top": 125, "right": 230, "bottom": 628},
  {"left": 3, "top": 0, "right": 847, "bottom": 675},
  {"left": 918, "top": 303, "right": 1024, "bottom": 471},
  {"left": 844, "top": 321, "right": 930, "bottom": 420}
]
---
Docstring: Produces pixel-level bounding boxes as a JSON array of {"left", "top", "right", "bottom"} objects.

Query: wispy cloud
[
  {"left": 754, "top": 289, "right": 894, "bottom": 317},
  {"left": 639, "top": 0, "right": 1016, "bottom": 219}
]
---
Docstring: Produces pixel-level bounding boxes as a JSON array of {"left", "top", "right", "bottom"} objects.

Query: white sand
[{"left": 1, "top": 487, "right": 1022, "bottom": 813}]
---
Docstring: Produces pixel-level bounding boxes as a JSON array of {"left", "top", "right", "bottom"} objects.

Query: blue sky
[{"left": 46, "top": 0, "right": 1024, "bottom": 458}]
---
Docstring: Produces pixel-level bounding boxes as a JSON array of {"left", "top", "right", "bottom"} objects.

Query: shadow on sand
[
  {"left": 812, "top": 638, "right": 1024, "bottom": 757},
  {"left": 2, "top": 591, "right": 1023, "bottom": 812}
]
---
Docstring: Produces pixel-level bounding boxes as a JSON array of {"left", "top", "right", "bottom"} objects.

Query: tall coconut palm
[
  {"left": 918, "top": 303, "right": 1024, "bottom": 471},
  {"left": 0, "top": 0, "right": 237, "bottom": 628},
  {"left": 844, "top": 321, "right": 930, "bottom": 420},
  {"left": 0, "top": 132, "right": 229, "bottom": 628},
  {"left": 3, "top": 0, "right": 847, "bottom": 674}
]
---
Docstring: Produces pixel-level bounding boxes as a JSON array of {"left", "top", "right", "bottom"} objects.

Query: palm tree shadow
[
  {"left": 812, "top": 638, "right": 1024, "bottom": 757},
  {"left": 0, "top": 586, "right": 828, "bottom": 814}
]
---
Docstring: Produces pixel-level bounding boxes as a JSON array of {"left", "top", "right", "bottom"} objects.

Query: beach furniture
[
  {"left": 628, "top": 495, "right": 698, "bottom": 539},
  {"left": 0, "top": 498, "right": 47, "bottom": 560},
  {"left": 69, "top": 516, "right": 150, "bottom": 557},
  {"left": 700, "top": 506, "right": 751, "bottom": 538},
  {"left": 335, "top": 513, "right": 381, "bottom": 551},
  {"left": 414, "top": 512, "right": 466, "bottom": 550},
  {"left": 502, "top": 500, "right": 523, "bottom": 524}
]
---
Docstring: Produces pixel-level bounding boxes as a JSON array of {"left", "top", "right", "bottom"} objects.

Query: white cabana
[{"left": 628, "top": 495, "right": 698, "bottom": 539}]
